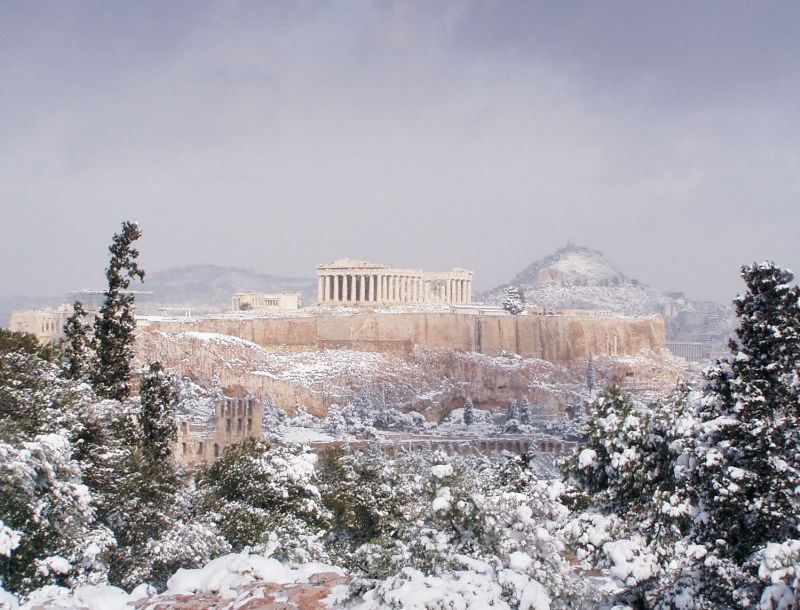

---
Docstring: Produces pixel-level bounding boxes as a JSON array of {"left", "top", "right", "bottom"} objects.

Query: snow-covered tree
[
  {"left": 586, "top": 353, "right": 596, "bottom": 394},
  {"left": 507, "top": 399, "right": 519, "bottom": 422},
  {"left": 91, "top": 221, "right": 145, "bottom": 400},
  {"left": 139, "top": 362, "right": 178, "bottom": 463},
  {"left": 0, "top": 330, "right": 81, "bottom": 443},
  {"left": 519, "top": 397, "right": 531, "bottom": 425},
  {"left": 0, "top": 434, "right": 114, "bottom": 593},
  {"left": 463, "top": 398, "right": 475, "bottom": 426},
  {"left": 682, "top": 262, "right": 800, "bottom": 605},
  {"left": 195, "top": 439, "right": 329, "bottom": 560},
  {"left": 501, "top": 286, "right": 526, "bottom": 315},
  {"left": 61, "top": 301, "right": 93, "bottom": 381},
  {"left": 317, "top": 447, "right": 412, "bottom": 566}
]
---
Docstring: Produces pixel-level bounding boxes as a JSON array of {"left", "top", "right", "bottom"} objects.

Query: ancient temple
[{"left": 316, "top": 259, "right": 473, "bottom": 306}]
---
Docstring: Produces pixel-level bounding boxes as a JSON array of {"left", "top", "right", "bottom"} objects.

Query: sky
[{"left": 1, "top": 1, "right": 799, "bottom": 302}]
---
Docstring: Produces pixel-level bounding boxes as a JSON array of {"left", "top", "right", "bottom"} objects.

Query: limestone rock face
[
  {"left": 135, "top": 329, "right": 680, "bottom": 419},
  {"left": 139, "top": 310, "right": 665, "bottom": 364}
]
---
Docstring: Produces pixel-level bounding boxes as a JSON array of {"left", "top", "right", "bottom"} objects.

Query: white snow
[
  {"left": 578, "top": 448, "right": 598, "bottom": 469},
  {"left": 0, "top": 521, "right": 21, "bottom": 558},
  {"left": 431, "top": 463, "right": 454, "bottom": 479},
  {"left": 166, "top": 551, "right": 343, "bottom": 596}
]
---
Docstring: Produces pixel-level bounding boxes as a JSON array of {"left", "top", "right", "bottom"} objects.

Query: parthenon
[{"left": 316, "top": 259, "right": 473, "bottom": 305}]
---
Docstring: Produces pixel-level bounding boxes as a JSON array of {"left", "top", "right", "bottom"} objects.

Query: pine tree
[
  {"left": 692, "top": 262, "right": 800, "bottom": 565},
  {"left": 501, "top": 285, "right": 525, "bottom": 315},
  {"left": 61, "top": 301, "right": 93, "bottom": 381},
  {"left": 91, "top": 221, "right": 145, "bottom": 400},
  {"left": 463, "top": 398, "right": 475, "bottom": 425}
]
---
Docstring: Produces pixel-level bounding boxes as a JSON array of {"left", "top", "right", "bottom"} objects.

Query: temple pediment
[{"left": 317, "top": 258, "right": 387, "bottom": 269}]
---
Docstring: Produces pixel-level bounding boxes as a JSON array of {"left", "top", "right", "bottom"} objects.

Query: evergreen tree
[
  {"left": 0, "top": 330, "right": 76, "bottom": 442},
  {"left": 61, "top": 301, "right": 93, "bottom": 381},
  {"left": 692, "top": 262, "right": 800, "bottom": 564},
  {"left": 501, "top": 285, "right": 525, "bottom": 315},
  {"left": 0, "top": 434, "right": 114, "bottom": 593},
  {"left": 91, "top": 221, "right": 145, "bottom": 400},
  {"left": 519, "top": 396, "right": 531, "bottom": 425},
  {"left": 104, "top": 362, "right": 185, "bottom": 588},
  {"left": 463, "top": 398, "right": 475, "bottom": 425},
  {"left": 507, "top": 398, "right": 519, "bottom": 422},
  {"left": 139, "top": 362, "right": 178, "bottom": 463},
  {"left": 195, "top": 438, "right": 329, "bottom": 558}
]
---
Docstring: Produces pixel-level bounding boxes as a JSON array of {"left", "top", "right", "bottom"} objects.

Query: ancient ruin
[
  {"left": 231, "top": 291, "right": 301, "bottom": 312},
  {"left": 175, "top": 397, "right": 262, "bottom": 467},
  {"left": 316, "top": 259, "right": 473, "bottom": 305}
]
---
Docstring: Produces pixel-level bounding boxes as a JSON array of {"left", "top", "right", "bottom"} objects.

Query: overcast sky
[{"left": 1, "top": 1, "right": 799, "bottom": 302}]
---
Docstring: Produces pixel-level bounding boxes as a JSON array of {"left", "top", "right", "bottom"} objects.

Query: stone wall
[{"left": 139, "top": 310, "right": 665, "bottom": 364}]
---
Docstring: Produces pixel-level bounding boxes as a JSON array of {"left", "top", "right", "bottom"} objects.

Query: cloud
[{"left": 0, "top": 1, "right": 798, "bottom": 302}]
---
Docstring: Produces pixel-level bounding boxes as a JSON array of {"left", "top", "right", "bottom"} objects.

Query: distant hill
[
  {"left": 135, "top": 265, "right": 317, "bottom": 314},
  {"left": 480, "top": 242, "right": 665, "bottom": 315}
]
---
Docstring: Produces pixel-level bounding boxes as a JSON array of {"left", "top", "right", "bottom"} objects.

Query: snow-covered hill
[
  {"left": 480, "top": 242, "right": 665, "bottom": 315},
  {"left": 136, "top": 265, "right": 317, "bottom": 314}
]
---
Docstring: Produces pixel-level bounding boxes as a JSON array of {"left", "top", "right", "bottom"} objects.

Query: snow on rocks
[
  {"left": 165, "top": 552, "right": 343, "bottom": 596},
  {"left": 353, "top": 562, "right": 551, "bottom": 610}
]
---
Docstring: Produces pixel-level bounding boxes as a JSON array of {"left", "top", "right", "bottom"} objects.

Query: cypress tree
[
  {"left": 139, "top": 361, "right": 178, "bottom": 463},
  {"left": 61, "top": 301, "right": 93, "bottom": 381},
  {"left": 91, "top": 221, "right": 145, "bottom": 400},
  {"left": 463, "top": 398, "right": 475, "bottom": 426}
]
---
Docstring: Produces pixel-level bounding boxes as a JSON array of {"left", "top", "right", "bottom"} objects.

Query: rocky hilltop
[{"left": 481, "top": 242, "right": 665, "bottom": 315}]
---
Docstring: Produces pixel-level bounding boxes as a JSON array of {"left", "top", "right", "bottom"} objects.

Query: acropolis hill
[{"left": 137, "top": 258, "right": 666, "bottom": 363}]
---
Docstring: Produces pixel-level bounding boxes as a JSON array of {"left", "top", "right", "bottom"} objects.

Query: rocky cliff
[
  {"left": 135, "top": 330, "right": 682, "bottom": 419},
  {"left": 139, "top": 309, "right": 666, "bottom": 364}
]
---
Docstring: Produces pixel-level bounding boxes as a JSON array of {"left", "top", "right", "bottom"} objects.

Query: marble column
[{"left": 370, "top": 275, "right": 376, "bottom": 302}]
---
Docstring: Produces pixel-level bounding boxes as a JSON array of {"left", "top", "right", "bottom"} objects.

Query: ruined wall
[
  {"left": 140, "top": 311, "right": 665, "bottom": 364},
  {"left": 175, "top": 397, "right": 263, "bottom": 466}
]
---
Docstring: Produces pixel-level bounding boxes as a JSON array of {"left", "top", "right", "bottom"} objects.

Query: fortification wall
[{"left": 139, "top": 310, "right": 665, "bottom": 364}]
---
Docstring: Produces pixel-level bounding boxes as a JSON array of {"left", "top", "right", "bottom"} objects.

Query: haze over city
[{"left": 2, "top": 1, "right": 799, "bottom": 302}]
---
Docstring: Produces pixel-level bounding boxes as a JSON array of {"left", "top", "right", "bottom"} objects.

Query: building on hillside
[
  {"left": 175, "top": 396, "right": 263, "bottom": 467},
  {"left": 9, "top": 304, "right": 74, "bottom": 343},
  {"left": 316, "top": 259, "right": 473, "bottom": 306},
  {"left": 231, "top": 291, "right": 301, "bottom": 312}
]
